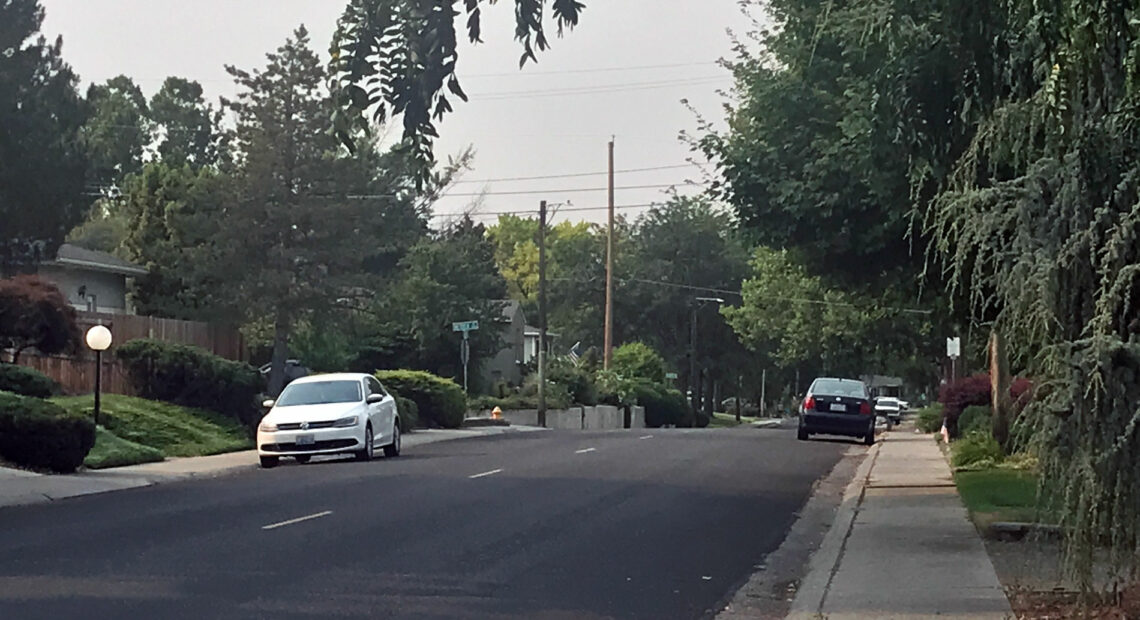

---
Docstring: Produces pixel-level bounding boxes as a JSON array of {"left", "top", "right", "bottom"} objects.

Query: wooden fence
[{"left": 15, "top": 311, "right": 246, "bottom": 397}]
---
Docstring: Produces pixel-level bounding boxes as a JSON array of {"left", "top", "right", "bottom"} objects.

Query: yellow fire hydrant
[{"left": 492, "top": 406, "right": 503, "bottom": 420}]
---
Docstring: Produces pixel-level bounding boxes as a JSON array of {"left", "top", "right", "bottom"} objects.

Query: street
[{"left": 0, "top": 428, "right": 850, "bottom": 620}]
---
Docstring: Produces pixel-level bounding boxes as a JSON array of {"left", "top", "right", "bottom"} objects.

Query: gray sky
[{"left": 41, "top": 0, "right": 758, "bottom": 225}]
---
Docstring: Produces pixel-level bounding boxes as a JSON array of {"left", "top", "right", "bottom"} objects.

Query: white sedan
[{"left": 256, "top": 373, "right": 401, "bottom": 468}]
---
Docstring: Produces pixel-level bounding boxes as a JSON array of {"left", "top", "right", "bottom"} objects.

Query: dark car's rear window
[{"left": 810, "top": 379, "right": 867, "bottom": 398}]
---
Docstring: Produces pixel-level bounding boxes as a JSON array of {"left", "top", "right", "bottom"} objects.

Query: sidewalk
[
  {"left": 788, "top": 431, "right": 1012, "bottom": 619},
  {"left": 0, "top": 426, "right": 542, "bottom": 510}
]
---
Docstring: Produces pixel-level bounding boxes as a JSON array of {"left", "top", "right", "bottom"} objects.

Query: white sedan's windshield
[{"left": 276, "top": 381, "right": 361, "bottom": 406}]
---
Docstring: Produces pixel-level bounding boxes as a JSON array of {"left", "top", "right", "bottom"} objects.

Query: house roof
[{"left": 52, "top": 244, "right": 148, "bottom": 276}]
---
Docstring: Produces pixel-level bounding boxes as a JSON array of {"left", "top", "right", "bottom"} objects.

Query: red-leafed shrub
[
  {"left": 0, "top": 275, "right": 81, "bottom": 364},
  {"left": 939, "top": 374, "right": 1034, "bottom": 437}
]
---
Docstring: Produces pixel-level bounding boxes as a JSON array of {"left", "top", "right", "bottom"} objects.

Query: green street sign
[
  {"left": 665, "top": 372, "right": 679, "bottom": 380},
  {"left": 452, "top": 320, "right": 479, "bottom": 332}
]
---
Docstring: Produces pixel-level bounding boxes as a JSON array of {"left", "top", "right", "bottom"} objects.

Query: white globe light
[{"left": 86, "top": 325, "right": 113, "bottom": 351}]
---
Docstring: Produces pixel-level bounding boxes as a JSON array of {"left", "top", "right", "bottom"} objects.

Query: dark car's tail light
[
  {"left": 803, "top": 395, "right": 816, "bottom": 411},
  {"left": 860, "top": 401, "right": 872, "bottom": 415}
]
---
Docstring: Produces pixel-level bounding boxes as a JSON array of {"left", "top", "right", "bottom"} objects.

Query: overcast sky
[{"left": 40, "top": 1, "right": 759, "bottom": 225}]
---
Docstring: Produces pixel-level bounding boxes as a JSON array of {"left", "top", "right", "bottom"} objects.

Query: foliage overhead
[{"left": 329, "top": 0, "right": 584, "bottom": 178}]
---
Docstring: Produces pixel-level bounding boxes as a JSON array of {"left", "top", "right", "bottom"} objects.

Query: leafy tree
[
  {"left": 118, "top": 162, "right": 229, "bottom": 320},
  {"left": 923, "top": 0, "right": 1140, "bottom": 585},
  {"left": 0, "top": 0, "right": 89, "bottom": 274},
  {"left": 621, "top": 197, "right": 750, "bottom": 392},
  {"left": 329, "top": 0, "right": 584, "bottom": 174},
  {"left": 65, "top": 199, "right": 130, "bottom": 254},
  {"left": 218, "top": 26, "right": 406, "bottom": 395},
  {"left": 611, "top": 342, "right": 666, "bottom": 384},
  {"left": 360, "top": 217, "right": 508, "bottom": 379},
  {"left": 0, "top": 275, "right": 80, "bottom": 363},
  {"left": 83, "top": 75, "right": 151, "bottom": 187},
  {"left": 148, "top": 76, "right": 224, "bottom": 168}
]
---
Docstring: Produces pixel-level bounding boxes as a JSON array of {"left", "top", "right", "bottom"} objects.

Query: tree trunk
[
  {"left": 267, "top": 311, "right": 292, "bottom": 397},
  {"left": 990, "top": 329, "right": 1012, "bottom": 452}
]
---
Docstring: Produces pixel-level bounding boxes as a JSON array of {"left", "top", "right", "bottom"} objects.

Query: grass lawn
[
  {"left": 54, "top": 395, "right": 252, "bottom": 462},
  {"left": 85, "top": 427, "right": 165, "bottom": 469},
  {"left": 709, "top": 412, "right": 760, "bottom": 428},
  {"left": 955, "top": 469, "right": 1048, "bottom": 525}
]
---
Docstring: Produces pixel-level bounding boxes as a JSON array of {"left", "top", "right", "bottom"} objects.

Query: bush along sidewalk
[
  {"left": 116, "top": 339, "right": 263, "bottom": 427},
  {"left": 0, "top": 364, "right": 59, "bottom": 398},
  {"left": 0, "top": 391, "right": 95, "bottom": 473},
  {"left": 375, "top": 370, "right": 466, "bottom": 429}
]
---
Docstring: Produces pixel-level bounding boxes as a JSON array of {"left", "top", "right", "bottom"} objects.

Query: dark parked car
[{"left": 797, "top": 377, "right": 875, "bottom": 445}]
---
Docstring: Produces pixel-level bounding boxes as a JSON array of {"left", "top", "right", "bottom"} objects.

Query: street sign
[
  {"left": 946, "top": 337, "right": 961, "bottom": 359},
  {"left": 665, "top": 372, "right": 679, "bottom": 380},
  {"left": 452, "top": 320, "right": 479, "bottom": 333}
]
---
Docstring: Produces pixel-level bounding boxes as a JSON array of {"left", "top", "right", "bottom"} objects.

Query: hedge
[
  {"left": 958, "top": 405, "right": 992, "bottom": 437},
  {"left": 375, "top": 370, "right": 465, "bottom": 429},
  {"left": 633, "top": 383, "right": 693, "bottom": 428},
  {"left": 115, "top": 339, "right": 262, "bottom": 427},
  {"left": 938, "top": 374, "right": 1032, "bottom": 437},
  {"left": 915, "top": 403, "right": 945, "bottom": 433},
  {"left": 393, "top": 393, "right": 419, "bottom": 433},
  {"left": 0, "top": 363, "right": 57, "bottom": 398},
  {"left": 0, "top": 392, "right": 95, "bottom": 472}
]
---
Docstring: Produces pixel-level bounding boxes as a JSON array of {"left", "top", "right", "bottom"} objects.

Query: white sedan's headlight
[
  {"left": 259, "top": 422, "right": 278, "bottom": 432},
  {"left": 333, "top": 416, "right": 359, "bottom": 428}
]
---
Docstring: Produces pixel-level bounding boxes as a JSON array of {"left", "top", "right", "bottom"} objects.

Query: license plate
[
  {"left": 296, "top": 434, "right": 315, "bottom": 446},
  {"left": 829, "top": 403, "right": 847, "bottom": 412}
]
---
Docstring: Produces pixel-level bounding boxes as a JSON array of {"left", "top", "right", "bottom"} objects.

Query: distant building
[
  {"left": 479, "top": 300, "right": 561, "bottom": 391},
  {"left": 862, "top": 374, "right": 904, "bottom": 398},
  {"left": 482, "top": 300, "right": 527, "bottom": 388},
  {"left": 36, "top": 244, "right": 148, "bottom": 315}
]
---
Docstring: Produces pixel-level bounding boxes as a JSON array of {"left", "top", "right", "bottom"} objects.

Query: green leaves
[
  {"left": 0, "top": 0, "right": 89, "bottom": 273},
  {"left": 330, "top": 0, "right": 583, "bottom": 180}
]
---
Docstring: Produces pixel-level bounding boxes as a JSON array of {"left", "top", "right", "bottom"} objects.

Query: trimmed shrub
[
  {"left": 0, "top": 392, "right": 95, "bottom": 472},
  {"left": 0, "top": 363, "right": 57, "bottom": 398},
  {"left": 393, "top": 393, "right": 419, "bottom": 433},
  {"left": 634, "top": 383, "right": 693, "bottom": 428},
  {"left": 915, "top": 403, "right": 945, "bottom": 433},
  {"left": 959, "top": 405, "right": 992, "bottom": 436},
  {"left": 546, "top": 357, "right": 598, "bottom": 405},
  {"left": 375, "top": 370, "right": 466, "bottom": 429},
  {"left": 939, "top": 374, "right": 1034, "bottom": 437},
  {"left": 611, "top": 342, "right": 667, "bottom": 384},
  {"left": 951, "top": 432, "right": 1005, "bottom": 470},
  {"left": 115, "top": 339, "right": 262, "bottom": 426}
]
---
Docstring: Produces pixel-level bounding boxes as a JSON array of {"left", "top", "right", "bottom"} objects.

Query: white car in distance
[
  {"left": 257, "top": 373, "right": 400, "bottom": 468},
  {"left": 874, "top": 397, "right": 903, "bottom": 424}
]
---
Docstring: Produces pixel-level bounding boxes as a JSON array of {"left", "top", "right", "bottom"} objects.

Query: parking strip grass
[{"left": 955, "top": 469, "right": 1044, "bottom": 525}]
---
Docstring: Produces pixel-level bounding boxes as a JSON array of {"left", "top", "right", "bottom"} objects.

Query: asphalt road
[{"left": 0, "top": 427, "right": 851, "bottom": 620}]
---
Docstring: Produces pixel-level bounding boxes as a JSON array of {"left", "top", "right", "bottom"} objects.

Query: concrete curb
[{"left": 786, "top": 438, "right": 882, "bottom": 619}]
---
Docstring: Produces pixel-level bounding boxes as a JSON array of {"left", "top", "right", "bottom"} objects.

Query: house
[
  {"left": 36, "top": 244, "right": 148, "bottom": 314},
  {"left": 861, "top": 374, "right": 904, "bottom": 398},
  {"left": 481, "top": 300, "right": 527, "bottom": 388},
  {"left": 523, "top": 326, "right": 559, "bottom": 365}
]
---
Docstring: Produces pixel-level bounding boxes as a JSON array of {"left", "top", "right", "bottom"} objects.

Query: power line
[
  {"left": 461, "top": 61, "right": 720, "bottom": 79},
  {"left": 451, "top": 163, "right": 698, "bottom": 184},
  {"left": 439, "top": 182, "right": 693, "bottom": 198},
  {"left": 431, "top": 202, "right": 662, "bottom": 218},
  {"left": 471, "top": 76, "right": 731, "bottom": 101}
]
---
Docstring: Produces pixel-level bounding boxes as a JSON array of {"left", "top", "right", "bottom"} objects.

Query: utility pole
[
  {"left": 537, "top": 200, "right": 548, "bottom": 427},
  {"left": 603, "top": 139, "right": 615, "bottom": 369},
  {"left": 689, "top": 305, "right": 698, "bottom": 413}
]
